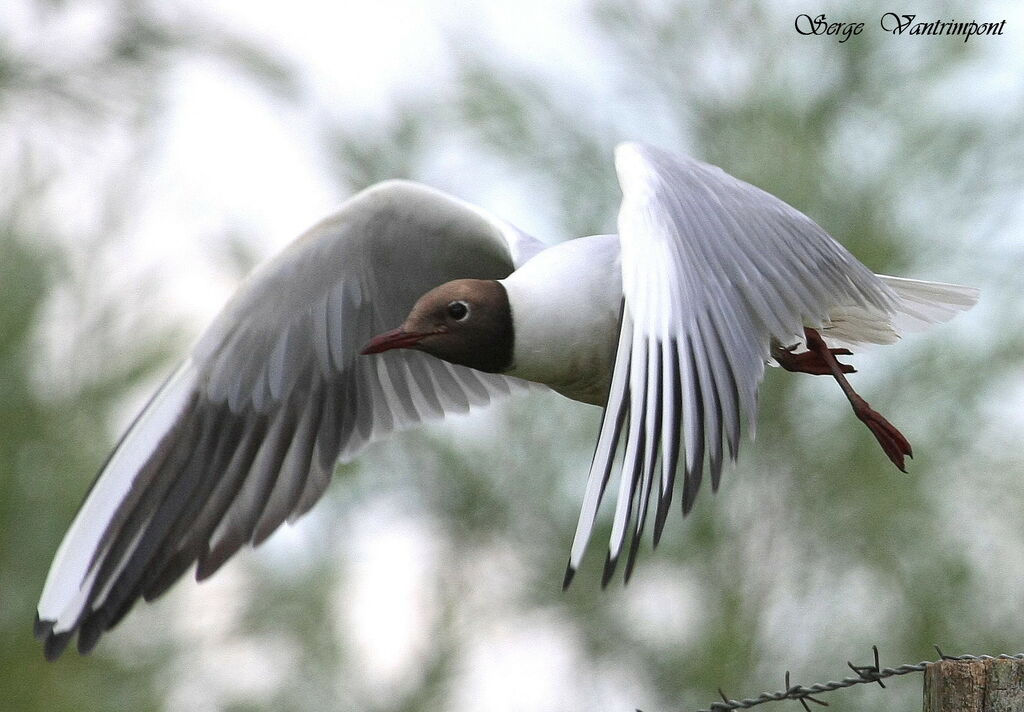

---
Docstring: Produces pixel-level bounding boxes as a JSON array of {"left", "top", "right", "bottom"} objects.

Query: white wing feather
[{"left": 568, "top": 142, "right": 899, "bottom": 582}]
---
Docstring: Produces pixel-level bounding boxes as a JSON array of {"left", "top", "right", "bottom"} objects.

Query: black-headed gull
[{"left": 35, "top": 142, "right": 978, "bottom": 659}]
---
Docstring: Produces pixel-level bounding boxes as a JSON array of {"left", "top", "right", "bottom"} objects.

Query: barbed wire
[{"left": 683, "top": 646, "right": 1024, "bottom": 712}]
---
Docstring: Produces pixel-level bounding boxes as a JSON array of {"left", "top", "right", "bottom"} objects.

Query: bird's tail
[
  {"left": 877, "top": 275, "right": 980, "bottom": 333},
  {"left": 818, "top": 275, "right": 979, "bottom": 350}
]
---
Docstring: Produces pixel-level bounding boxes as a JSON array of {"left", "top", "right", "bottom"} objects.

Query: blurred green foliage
[
  {"left": 0, "top": 184, "right": 163, "bottom": 711},
  {"left": 2, "top": 1, "right": 1022, "bottom": 711}
]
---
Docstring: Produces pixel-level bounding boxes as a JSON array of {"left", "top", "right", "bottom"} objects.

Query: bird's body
[{"left": 36, "top": 142, "right": 978, "bottom": 660}]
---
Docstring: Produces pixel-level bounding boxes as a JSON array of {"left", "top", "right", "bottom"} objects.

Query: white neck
[{"left": 500, "top": 234, "right": 622, "bottom": 405}]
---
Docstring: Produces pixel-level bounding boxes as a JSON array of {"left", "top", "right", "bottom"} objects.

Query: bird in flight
[{"left": 35, "top": 142, "right": 978, "bottom": 660}]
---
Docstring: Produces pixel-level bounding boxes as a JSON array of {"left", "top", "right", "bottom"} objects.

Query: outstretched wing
[
  {"left": 566, "top": 143, "right": 896, "bottom": 584},
  {"left": 37, "top": 180, "right": 545, "bottom": 659}
]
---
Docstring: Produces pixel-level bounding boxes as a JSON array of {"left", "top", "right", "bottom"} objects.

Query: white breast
[{"left": 500, "top": 234, "right": 622, "bottom": 405}]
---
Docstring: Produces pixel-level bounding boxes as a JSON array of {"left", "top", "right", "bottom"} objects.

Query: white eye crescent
[{"left": 446, "top": 300, "right": 470, "bottom": 321}]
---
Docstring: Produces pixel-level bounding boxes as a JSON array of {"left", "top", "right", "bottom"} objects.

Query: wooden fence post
[{"left": 924, "top": 659, "right": 1024, "bottom": 711}]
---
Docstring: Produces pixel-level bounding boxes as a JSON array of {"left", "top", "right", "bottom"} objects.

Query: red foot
[
  {"left": 799, "top": 328, "right": 913, "bottom": 472},
  {"left": 853, "top": 400, "right": 914, "bottom": 473},
  {"left": 774, "top": 343, "right": 856, "bottom": 376}
]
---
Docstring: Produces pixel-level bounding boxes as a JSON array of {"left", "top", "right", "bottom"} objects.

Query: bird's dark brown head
[{"left": 361, "top": 279, "right": 514, "bottom": 373}]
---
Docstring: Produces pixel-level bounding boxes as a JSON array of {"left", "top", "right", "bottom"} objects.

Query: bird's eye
[{"left": 446, "top": 300, "right": 469, "bottom": 321}]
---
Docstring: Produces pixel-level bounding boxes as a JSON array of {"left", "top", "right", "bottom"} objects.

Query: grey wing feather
[
  {"left": 568, "top": 142, "right": 897, "bottom": 581},
  {"left": 36, "top": 180, "right": 543, "bottom": 658}
]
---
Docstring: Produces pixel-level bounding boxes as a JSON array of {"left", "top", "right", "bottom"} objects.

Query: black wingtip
[
  {"left": 252, "top": 517, "right": 278, "bottom": 548},
  {"left": 37, "top": 614, "right": 75, "bottom": 662},
  {"left": 681, "top": 484, "right": 696, "bottom": 516},
  {"left": 196, "top": 542, "right": 231, "bottom": 582},
  {"left": 623, "top": 535, "right": 641, "bottom": 586},
  {"left": 144, "top": 550, "right": 195, "bottom": 602},
  {"left": 43, "top": 629, "right": 74, "bottom": 662},
  {"left": 562, "top": 562, "right": 576, "bottom": 591},
  {"left": 77, "top": 610, "right": 108, "bottom": 655},
  {"left": 681, "top": 467, "right": 703, "bottom": 516},
  {"left": 601, "top": 552, "right": 618, "bottom": 589},
  {"left": 653, "top": 492, "right": 673, "bottom": 547},
  {"left": 709, "top": 456, "right": 723, "bottom": 493},
  {"left": 33, "top": 612, "right": 52, "bottom": 641}
]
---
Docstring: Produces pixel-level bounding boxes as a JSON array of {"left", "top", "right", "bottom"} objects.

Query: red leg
[{"left": 801, "top": 328, "right": 913, "bottom": 472}]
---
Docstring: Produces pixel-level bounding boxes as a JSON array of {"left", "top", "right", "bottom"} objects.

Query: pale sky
[{"left": 8, "top": 1, "right": 1022, "bottom": 709}]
